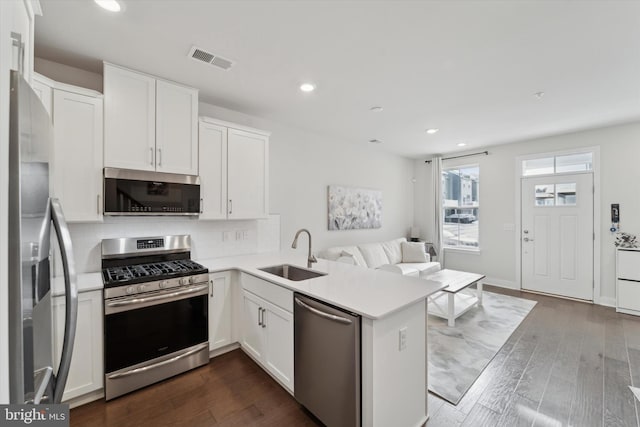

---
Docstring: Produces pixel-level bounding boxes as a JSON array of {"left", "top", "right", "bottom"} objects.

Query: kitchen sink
[{"left": 258, "top": 264, "right": 327, "bottom": 281}]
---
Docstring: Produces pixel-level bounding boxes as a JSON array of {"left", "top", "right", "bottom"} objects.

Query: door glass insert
[
  {"left": 535, "top": 184, "right": 555, "bottom": 206},
  {"left": 556, "top": 183, "right": 577, "bottom": 205}
]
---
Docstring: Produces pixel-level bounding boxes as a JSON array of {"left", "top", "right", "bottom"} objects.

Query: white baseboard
[
  {"left": 597, "top": 296, "right": 616, "bottom": 307},
  {"left": 209, "top": 342, "right": 240, "bottom": 359},
  {"left": 482, "top": 277, "right": 518, "bottom": 290},
  {"left": 65, "top": 389, "right": 104, "bottom": 409}
]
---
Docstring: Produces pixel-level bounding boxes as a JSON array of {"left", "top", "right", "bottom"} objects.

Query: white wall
[
  {"left": 198, "top": 102, "right": 416, "bottom": 251},
  {"left": 64, "top": 216, "right": 280, "bottom": 274},
  {"left": 414, "top": 121, "right": 640, "bottom": 304},
  {"left": 34, "top": 57, "right": 102, "bottom": 92}
]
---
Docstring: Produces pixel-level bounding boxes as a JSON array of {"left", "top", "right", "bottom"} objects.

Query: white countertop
[
  {"left": 197, "top": 250, "right": 446, "bottom": 319},
  {"left": 52, "top": 272, "right": 103, "bottom": 297},
  {"left": 51, "top": 251, "right": 446, "bottom": 319}
]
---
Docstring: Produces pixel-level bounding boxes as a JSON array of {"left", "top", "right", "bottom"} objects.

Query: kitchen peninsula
[{"left": 198, "top": 251, "right": 447, "bottom": 427}]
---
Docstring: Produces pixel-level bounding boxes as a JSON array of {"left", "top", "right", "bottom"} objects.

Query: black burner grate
[{"left": 102, "top": 259, "right": 208, "bottom": 286}]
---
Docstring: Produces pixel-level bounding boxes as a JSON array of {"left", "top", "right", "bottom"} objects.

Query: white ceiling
[{"left": 34, "top": 0, "right": 640, "bottom": 159}]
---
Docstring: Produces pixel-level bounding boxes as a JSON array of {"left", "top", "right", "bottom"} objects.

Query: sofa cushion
[
  {"left": 379, "top": 263, "right": 420, "bottom": 277},
  {"left": 358, "top": 243, "right": 391, "bottom": 268},
  {"left": 320, "top": 245, "right": 367, "bottom": 267},
  {"left": 381, "top": 238, "right": 405, "bottom": 265},
  {"left": 401, "top": 241, "right": 428, "bottom": 263},
  {"left": 412, "top": 262, "right": 442, "bottom": 276}
]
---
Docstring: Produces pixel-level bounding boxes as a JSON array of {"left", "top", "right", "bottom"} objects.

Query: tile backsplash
[{"left": 56, "top": 215, "right": 281, "bottom": 275}]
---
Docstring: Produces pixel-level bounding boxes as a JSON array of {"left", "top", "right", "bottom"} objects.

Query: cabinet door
[
  {"left": 103, "top": 64, "right": 156, "bottom": 171},
  {"left": 263, "top": 301, "right": 294, "bottom": 392},
  {"left": 52, "top": 89, "right": 103, "bottom": 222},
  {"left": 198, "top": 121, "right": 227, "bottom": 219},
  {"left": 241, "top": 290, "right": 265, "bottom": 361},
  {"left": 227, "top": 128, "right": 269, "bottom": 219},
  {"left": 53, "top": 290, "right": 104, "bottom": 402},
  {"left": 156, "top": 80, "right": 198, "bottom": 175},
  {"left": 209, "top": 272, "right": 232, "bottom": 351},
  {"left": 32, "top": 77, "right": 52, "bottom": 117}
]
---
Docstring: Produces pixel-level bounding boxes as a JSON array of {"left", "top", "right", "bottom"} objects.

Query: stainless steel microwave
[{"left": 103, "top": 168, "right": 201, "bottom": 216}]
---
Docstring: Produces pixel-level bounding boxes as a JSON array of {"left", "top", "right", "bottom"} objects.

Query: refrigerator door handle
[{"left": 50, "top": 198, "right": 78, "bottom": 404}]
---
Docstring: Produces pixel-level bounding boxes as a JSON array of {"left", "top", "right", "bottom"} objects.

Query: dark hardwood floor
[
  {"left": 427, "top": 285, "right": 640, "bottom": 427},
  {"left": 70, "top": 350, "right": 322, "bottom": 427},
  {"left": 71, "top": 285, "right": 640, "bottom": 427}
]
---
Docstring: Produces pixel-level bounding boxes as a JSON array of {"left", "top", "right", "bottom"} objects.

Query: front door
[{"left": 521, "top": 173, "right": 593, "bottom": 300}]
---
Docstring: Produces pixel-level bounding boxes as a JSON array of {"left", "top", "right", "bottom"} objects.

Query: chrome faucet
[{"left": 291, "top": 228, "right": 317, "bottom": 268}]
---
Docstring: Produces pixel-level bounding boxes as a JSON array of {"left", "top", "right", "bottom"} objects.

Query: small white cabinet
[
  {"left": 52, "top": 87, "right": 103, "bottom": 222},
  {"left": 240, "top": 274, "right": 293, "bottom": 392},
  {"left": 616, "top": 248, "right": 640, "bottom": 315},
  {"left": 104, "top": 63, "right": 198, "bottom": 175},
  {"left": 52, "top": 290, "right": 104, "bottom": 402},
  {"left": 209, "top": 271, "right": 232, "bottom": 351},
  {"left": 199, "top": 117, "right": 269, "bottom": 220}
]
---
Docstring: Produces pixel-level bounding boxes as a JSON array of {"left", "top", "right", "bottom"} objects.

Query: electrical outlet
[
  {"left": 242, "top": 230, "right": 249, "bottom": 240},
  {"left": 222, "top": 231, "right": 230, "bottom": 242},
  {"left": 399, "top": 327, "right": 407, "bottom": 351}
]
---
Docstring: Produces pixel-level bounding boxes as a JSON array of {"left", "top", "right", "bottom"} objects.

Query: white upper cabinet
[
  {"left": 103, "top": 63, "right": 198, "bottom": 175},
  {"left": 156, "top": 79, "right": 198, "bottom": 175},
  {"left": 199, "top": 117, "right": 269, "bottom": 220},
  {"left": 227, "top": 128, "right": 269, "bottom": 219},
  {"left": 52, "top": 87, "right": 104, "bottom": 222},
  {"left": 103, "top": 64, "right": 156, "bottom": 171},
  {"left": 199, "top": 121, "right": 228, "bottom": 220}
]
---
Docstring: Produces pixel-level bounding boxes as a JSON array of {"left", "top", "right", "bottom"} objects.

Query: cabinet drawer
[
  {"left": 241, "top": 273, "right": 292, "bottom": 313},
  {"left": 618, "top": 250, "right": 640, "bottom": 281},
  {"left": 618, "top": 279, "right": 640, "bottom": 312}
]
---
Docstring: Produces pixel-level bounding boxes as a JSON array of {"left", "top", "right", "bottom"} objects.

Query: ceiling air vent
[{"left": 188, "top": 46, "right": 234, "bottom": 70}]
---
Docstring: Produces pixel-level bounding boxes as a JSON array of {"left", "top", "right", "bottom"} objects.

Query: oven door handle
[
  {"left": 106, "top": 343, "right": 209, "bottom": 380},
  {"left": 106, "top": 284, "right": 209, "bottom": 309}
]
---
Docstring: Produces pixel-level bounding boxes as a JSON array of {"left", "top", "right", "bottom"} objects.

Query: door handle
[
  {"left": 149, "top": 147, "right": 154, "bottom": 165},
  {"left": 295, "top": 298, "right": 353, "bottom": 325},
  {"left": 258, "top": 306, "right": 263, "bottom": 326},
  {"left": 523, "top": 237, "right": 534, "bottom": 242},
  {"left": 228, "top": 199, "right": 232, "bottom": 215},
  {"left": 200, "top": 198, "right": 204, "bottom": 214},
  {"left": 209, "top": 280, "right": 213, "bottom": 297},
  {"left": 157, "top": 148, "right": 162, "bottom": 166},
  {"left": 261, "top": 308, "right": 266, "bottom": 328}
]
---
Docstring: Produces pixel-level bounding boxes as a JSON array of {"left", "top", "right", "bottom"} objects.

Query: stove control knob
[
  {"left": 179, "top": 278, "right": 187, "bottom": 286},
  {"left": 186, "top": 277, "right": 193, "bottom": 285},
  {"left": 159, "top": 280, "right": 168, "bottom": 289},
  {"left": 138, "top": 284, "right": 147, "bottom": 293},
  {"left": 126, "top": 286, "right": 135, "bottom": 295}
]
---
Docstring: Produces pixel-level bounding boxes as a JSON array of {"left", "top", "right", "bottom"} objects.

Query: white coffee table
[{"left": 424, "top": 269, "right": 485, "bottom": 327}]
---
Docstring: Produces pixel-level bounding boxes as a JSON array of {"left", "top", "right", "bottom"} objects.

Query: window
[
  {"left": 442, "top": 165, "right": 479, "bottom": 249},
  {"left": 522, "top": 152, "right": 592, "bottom": 176}
]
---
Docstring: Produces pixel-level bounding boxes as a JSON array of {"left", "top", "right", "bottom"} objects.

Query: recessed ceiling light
[
  {"left": 534, "top": 91, "right": 545, "bottom": 99},
  {"left": 457, "top": 142, "right": 467, "bottom": 147},
  {"left": 368, "top": 139, "right": 383, "bottom": 144},
  {"left": 426, "top": 128, "right": 439, "bottom": 134},
  {"left": 299, "top": 83, "right": 316, "bottom": 92},
  {"left": 94, "top": 0, "right": 121, "bottom": 12},
  {"left": 370, "top": 106, "right": 383, "bottom": 112}
]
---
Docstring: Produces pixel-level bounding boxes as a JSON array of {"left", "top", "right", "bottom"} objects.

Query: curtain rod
[{"left": 424, "top": 150, "right": 489, "bottom": 164}]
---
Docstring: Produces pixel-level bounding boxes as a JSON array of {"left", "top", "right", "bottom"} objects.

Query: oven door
[{"left": 104, "top": 284, "right": 208, "bottom": 374}]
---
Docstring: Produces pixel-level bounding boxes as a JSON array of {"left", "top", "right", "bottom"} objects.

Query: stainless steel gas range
[{"left": 101, "top": 235, "right": 209, "bottom": 400}]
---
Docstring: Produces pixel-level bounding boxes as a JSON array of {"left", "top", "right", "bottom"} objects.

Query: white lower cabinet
[
  {"left": 208, "top": 271, "right": 232, "bottom": 351},
  {"left": 240, "top": 275, "right": 294, "bottom": 392},
  {"left": 52, "top": 290, "right": 104, "bottom": 402}
]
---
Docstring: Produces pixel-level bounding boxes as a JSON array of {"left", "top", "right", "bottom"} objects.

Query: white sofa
[{"left": 318, "top": 237, "right": 441, "bottom": 278}]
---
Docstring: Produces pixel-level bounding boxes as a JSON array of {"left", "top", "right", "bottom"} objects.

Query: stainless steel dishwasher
[{"left": 294, "top": 293, "right": 361, "bottom": 427}]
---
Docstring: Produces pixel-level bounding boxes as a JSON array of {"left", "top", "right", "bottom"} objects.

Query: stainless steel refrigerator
[{"left": 8, "top": 69, "right": 78, "bottom": 404}]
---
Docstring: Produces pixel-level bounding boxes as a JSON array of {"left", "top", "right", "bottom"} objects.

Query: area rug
[{"left": 427, "top": 290, "right": 537, "bottom": 405}]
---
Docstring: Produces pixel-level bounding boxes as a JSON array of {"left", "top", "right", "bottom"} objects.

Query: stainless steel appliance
[
  {"left": 102, "top": 235, "right": 209, "bottom": 400},
  {"left": 294, "top": 293, "right": 361, "bottom": 427},
  {"left": 8, "top": 70, "right": 78, "bottom": 404},
  {"left": 103, "top": 168, "right": 200, "bottom": 216}
]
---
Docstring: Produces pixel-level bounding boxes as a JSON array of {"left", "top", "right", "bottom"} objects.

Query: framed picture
[{"left": 328, "top": 185, "right": 382, "bottom": 230}]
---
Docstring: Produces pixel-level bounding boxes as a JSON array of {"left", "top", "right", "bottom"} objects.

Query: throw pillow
[{"left": 401, "top": 242, "right": 427, "bottom": 263}]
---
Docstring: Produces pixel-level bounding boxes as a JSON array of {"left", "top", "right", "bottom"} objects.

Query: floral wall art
[{"left": 328, "top": 185, "right": 382, "bottom": 230}]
